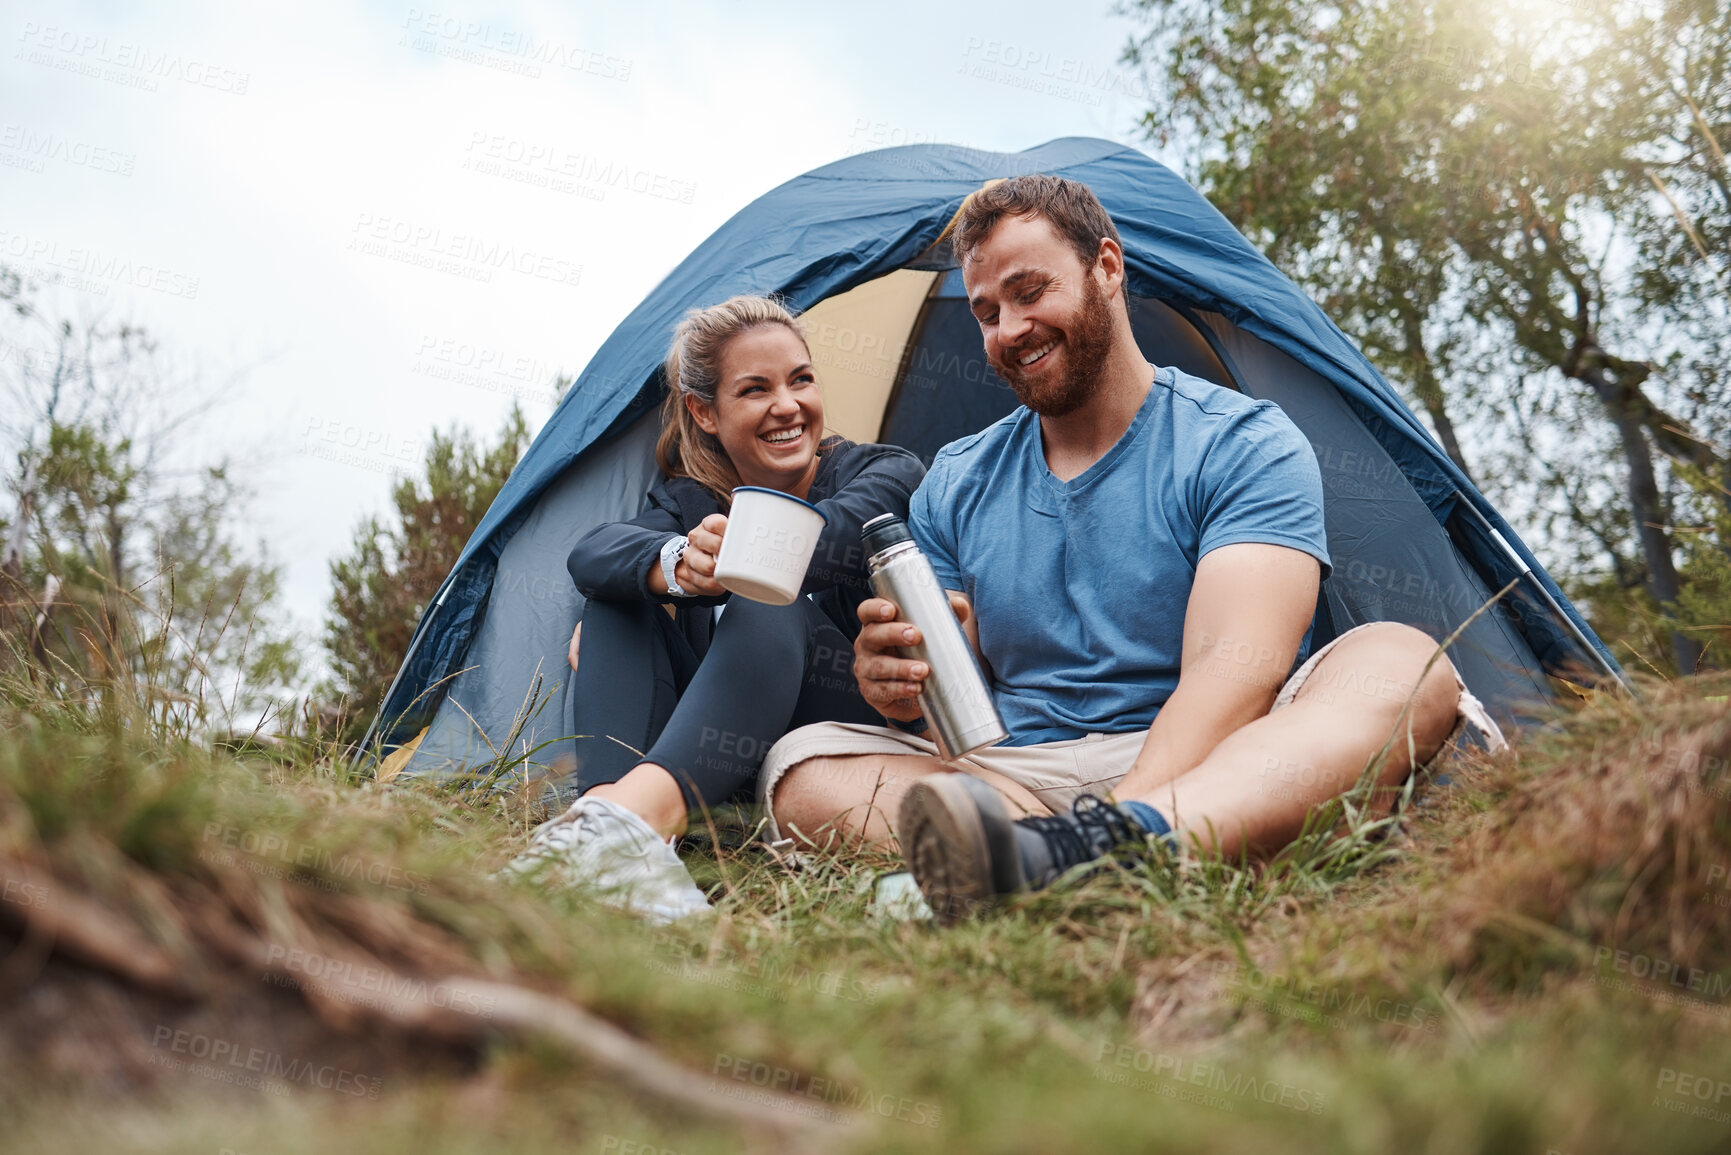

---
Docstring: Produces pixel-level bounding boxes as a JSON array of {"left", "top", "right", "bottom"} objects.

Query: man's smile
[{"left": 1018, "top": 339, "right": 1057, "bottom": 367}]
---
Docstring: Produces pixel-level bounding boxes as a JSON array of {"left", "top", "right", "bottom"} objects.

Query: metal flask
[{"left": 860, "top": 513, "right": 1007, "bottom": 760}]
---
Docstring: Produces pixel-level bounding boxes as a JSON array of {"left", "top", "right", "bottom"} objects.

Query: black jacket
[{"left": 567, "top": 438, "right": 926, "bottom": 653}]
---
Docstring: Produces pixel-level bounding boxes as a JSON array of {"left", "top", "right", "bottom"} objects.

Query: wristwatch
[{"left": 660, "top": 534, "right": 692, "bottom": 596}]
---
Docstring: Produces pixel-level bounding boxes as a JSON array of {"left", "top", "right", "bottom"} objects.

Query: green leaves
[
  {"left": 1125, "top": 0, "right": 1730, "bottom": 673},
  {"left": 1, "top": 296, "right": 297, "bottom": 736},
  {"left": 319, "top": 406, "right": 531, "bottom": 738}
]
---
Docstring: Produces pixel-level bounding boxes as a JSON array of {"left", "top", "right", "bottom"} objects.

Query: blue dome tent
[{"left": 372, "top": 137, "right": 1622, "bottom": 782}]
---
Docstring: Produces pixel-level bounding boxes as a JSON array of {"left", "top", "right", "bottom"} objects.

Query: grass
[{"left": 4, "top": 663, "right": 1731, "bottom": 1154}]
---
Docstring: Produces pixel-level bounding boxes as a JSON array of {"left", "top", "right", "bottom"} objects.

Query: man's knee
[
  {"left": 776, "top": 755, "right": 887, "bottom": 804},
  {"left": 1372, "top": 622, "right": 1460, "bottom": 712},
  {"left": 1304, "top": 623, "right": 1460, "bottom": 725},
  {"left": 772, "top": 755, "right": 899, "bottom": 846}
]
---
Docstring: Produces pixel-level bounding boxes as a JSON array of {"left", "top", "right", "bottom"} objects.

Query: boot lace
[{"left": 1019, "top": 793, "right": 1141, "bottom": 874}]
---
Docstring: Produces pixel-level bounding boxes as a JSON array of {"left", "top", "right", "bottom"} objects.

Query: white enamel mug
[{"left": 712, "top": 486, "right": 829, "bottom": 605}]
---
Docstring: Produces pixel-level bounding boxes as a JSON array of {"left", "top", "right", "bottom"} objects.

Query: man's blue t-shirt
[{"left": 908, "top": 366, "right": 1332, "bottom": 747}]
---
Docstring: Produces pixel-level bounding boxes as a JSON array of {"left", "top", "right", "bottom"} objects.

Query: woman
[{"left": 506, "top": 296, "right": 925, "bottom": 921}]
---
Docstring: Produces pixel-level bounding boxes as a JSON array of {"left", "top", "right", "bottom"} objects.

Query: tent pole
[{"left": 1452, "top": 493, "right": 1631, "bottom": 693}]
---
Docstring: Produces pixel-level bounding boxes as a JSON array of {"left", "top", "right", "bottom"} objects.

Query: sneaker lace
[
  {"left": 526, "top": 802, "right": 653, "bottom": 860},
  {"left": 1020, "top": 793, "right": 1141, "bottom": 874}
]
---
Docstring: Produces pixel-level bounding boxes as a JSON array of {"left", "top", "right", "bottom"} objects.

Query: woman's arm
[
  {"left": 567, "top": 489, "right": 726, "bottom": 603},
  {"left": 801, "top": 444, "right": 927, "bottom": 594},
  {"left": 653, "top": 513, "right": 727, "bottom": 597}
]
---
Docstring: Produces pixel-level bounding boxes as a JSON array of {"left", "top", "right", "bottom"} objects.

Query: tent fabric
[
  {"left": 801, "top": 269, "right": 938, "bottom": 443},
  {"left": 378, "top": 137, "right": 1618, "bottom": 774},
  {"left": 870, "top": 282, "right": 1554, "bottom": 720}
]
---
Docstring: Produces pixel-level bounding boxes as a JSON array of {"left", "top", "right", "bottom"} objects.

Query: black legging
[{"left": 568, "top": 595, "right": 882, "bottom": 811}]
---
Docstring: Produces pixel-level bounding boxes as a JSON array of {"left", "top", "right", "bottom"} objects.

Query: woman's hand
[
  {"left": 676, "top": 513, "right": 729, "bottom": 596},
  {"left": 567, "top": 621, "right": 582, "bottom": 673}
]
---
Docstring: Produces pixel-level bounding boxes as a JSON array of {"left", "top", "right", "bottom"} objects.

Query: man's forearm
[
  {"left": 1127, "top": 678, "right": 1281, "bottom": 793},
  {"left": 1122, "top": 544, "right": 1318, "bottom": 794}
]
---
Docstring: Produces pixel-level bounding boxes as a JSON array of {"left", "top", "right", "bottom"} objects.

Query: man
[{"left": 756, "top": 175, "right": 1503, "bottom": 923}]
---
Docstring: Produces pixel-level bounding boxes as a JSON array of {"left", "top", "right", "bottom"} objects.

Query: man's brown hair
[{"left": 950, "top": 174, "right": 1123, "bottom": 272}]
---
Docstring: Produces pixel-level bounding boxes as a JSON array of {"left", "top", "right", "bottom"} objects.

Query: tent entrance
[
  {"left": 868, "top": 270, "right": 1246, "bottom": 466},
  {"left": 376, "top": 138, "right": 1620, "bottom": 786},
  {"left": 398, "top": 262, "right": 1580, "bottom": 782},
  {"left": 853, "top": 266, "right": 1560, "bottom": 726}
]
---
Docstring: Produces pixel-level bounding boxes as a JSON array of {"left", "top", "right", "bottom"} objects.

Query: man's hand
[
  {"left": 853, "top": 592, "right": 974, "bottom": 722},
  {"left": 677, "top": 513, "right": 729, "bottom": 596},
  {"left": 567, "top": 621, "right": 582, "bottom": 673}
]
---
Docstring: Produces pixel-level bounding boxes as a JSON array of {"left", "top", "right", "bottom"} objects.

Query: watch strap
[{"left": 660, "top": 534, "right": 691, "bottom": 596}]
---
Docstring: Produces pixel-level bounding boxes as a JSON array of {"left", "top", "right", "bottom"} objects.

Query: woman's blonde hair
[{"left": 655, "top": 295, "right": 813, "bottom": 506}]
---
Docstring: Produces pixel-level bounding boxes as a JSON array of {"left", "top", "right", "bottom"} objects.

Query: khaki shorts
[{"left": 755, "top": 623, "right": 1507, "bottom": 842}]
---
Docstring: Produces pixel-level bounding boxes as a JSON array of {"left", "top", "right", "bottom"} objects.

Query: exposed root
[{"left": 0, "top": 850, "right": 851, "bottom": 1147}]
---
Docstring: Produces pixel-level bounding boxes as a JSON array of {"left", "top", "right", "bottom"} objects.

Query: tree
[
  {"left": 1125, "top": 0, "right": 1730, "bottom": 673},
  {"left": 0, "top": 272, "right": 297, "bottom": 730},
  {"left": 320, "top": 405, "right": 531, "bottom": 737}
]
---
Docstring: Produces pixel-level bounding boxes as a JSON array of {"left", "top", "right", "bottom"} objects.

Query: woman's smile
[{"left": 689, "top": 324, "right": 826, "bottom": 499}]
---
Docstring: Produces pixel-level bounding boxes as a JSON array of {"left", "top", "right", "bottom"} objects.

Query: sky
[{"left": 0, "top": 0, "right": 1170, "bottom": 674}]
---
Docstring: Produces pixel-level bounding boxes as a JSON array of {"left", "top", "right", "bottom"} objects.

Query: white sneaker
[{"left": 502, "top": 796, "right": 712, "bottom": 923}]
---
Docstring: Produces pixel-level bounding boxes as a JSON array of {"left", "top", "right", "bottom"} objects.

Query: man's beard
[{"left": 990, "top": 275, "right": 1116, "bottom": 418}]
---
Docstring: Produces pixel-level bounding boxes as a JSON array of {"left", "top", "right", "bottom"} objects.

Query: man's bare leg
[
  {"left": 1124, "top": 623, "right": 1463, "bottom": 857},
  {"left": 778, "top": 624, "right": 1462, "bottom": 869},
  {"left": 773, "top": 753, "right": 1044, "bottom": 848}
]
